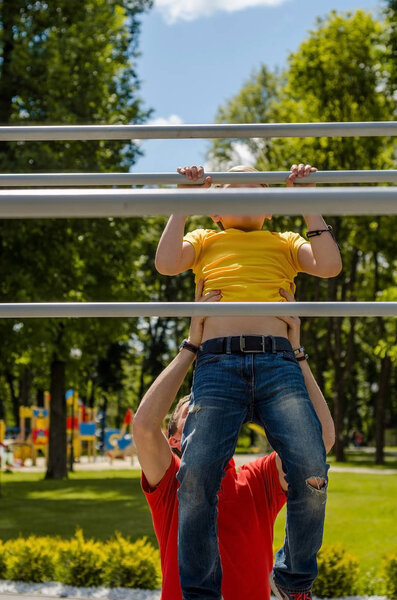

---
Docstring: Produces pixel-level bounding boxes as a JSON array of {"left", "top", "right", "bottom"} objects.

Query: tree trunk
[
  {"left": 46, "top": 358, "right": 67, "bottom": 479},
  {"left": 375, "top": 355, "right": 391, "bottom": 465},
  {"left": 6, "top": 370, "right": 19, "bottom": 426},
  {"left": 332, "top": 317, "right": 346, "bottom": 462},
  {"left": 19, "top": 366, "right": 32, "bottom": 407},
  {"left": 36, "top": 388, "right": 45, "bottom": 407},
  {"left": 0, "top": 0, "right": 20, "bottom": 123}
]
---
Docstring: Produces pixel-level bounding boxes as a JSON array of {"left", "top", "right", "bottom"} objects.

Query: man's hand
[
  {"left": 286, "top": 163, "right": 317, "bottom": 188},
  {"left": 177, "top": 165, "right": 212, "bottom": 188},
  {"left": 277, "top": 287, "right": 301, "bottom": 350},
  {"left": 188, "top": 279, "right": 221, "bottom": 347}
]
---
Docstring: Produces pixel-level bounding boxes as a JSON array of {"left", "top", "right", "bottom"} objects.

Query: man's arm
[
  {"left": 155, "top": 166, "right": 211, "bottom": 275},
  {"left": 286, "top": 163, "right": 342, "bottom": 278},
  {"left": 133, "top": 282, "right": 221, "bottom": 487},
  {"left": 133, "top": 348, "right": 196, "bottom": 487},
  {"left": 275, "top": 287, "right": 335, "bottom": 491}
]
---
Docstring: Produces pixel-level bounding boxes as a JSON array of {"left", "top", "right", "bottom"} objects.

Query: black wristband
[
  {"left": 306, "top": 224, "right": 340, "bottom": 249},
  {"left": 307, "top": 224, "right": 333, "bottom": 238},
  {"left": 179, "top": 339, "right": 199, "bottom": 355},
  {"left": 296, "top": 353, "right": 309, "bottom": 362}
]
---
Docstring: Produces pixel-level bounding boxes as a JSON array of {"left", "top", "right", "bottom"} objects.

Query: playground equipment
[
  {"left": 66, "top": 389, "right": 97, "bottom": 462},
  {"left": 12, "top": 398, "right": 50, "bottom": 465},
  {"left": 105, "top": 408, "right": 135, "bottom": 463},
  {"left": 3, "top": 390, "right": 97, "bottom": 467}
]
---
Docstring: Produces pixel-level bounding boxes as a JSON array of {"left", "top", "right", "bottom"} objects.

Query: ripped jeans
[{"left": 177, "top": 341, "right": 329, "bottom": 600}]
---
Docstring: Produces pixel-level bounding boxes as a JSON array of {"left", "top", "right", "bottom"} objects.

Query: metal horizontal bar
[
  {"left": 0, "top": 302, "right": 395, "bottom": 318},
  {"left": 0, "top": 170, "right": 396, "bottom": 187},
  {"left": 0, "top": 187, "right": 396, "bottom": 218},
  {"left": 0, "top": 122, "right": 396, "bottom": 141}
]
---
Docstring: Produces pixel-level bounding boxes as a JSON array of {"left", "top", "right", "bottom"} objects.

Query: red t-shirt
[{"left": 142, "top": 452, "right": 286, "bottom": 600}]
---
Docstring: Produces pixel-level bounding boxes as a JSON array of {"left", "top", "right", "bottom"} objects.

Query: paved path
[
  {"left": 6, "top": 453, "right": 396, "bottom": 475},
  {"left": 233, "top": 454, "right": 397, "bottom": 474}
]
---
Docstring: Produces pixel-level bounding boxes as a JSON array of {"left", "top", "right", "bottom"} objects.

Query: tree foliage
[
  {"left": 0, "top": 0, "right": 152, "bottom": 478},
  {"left": 208, "top": 8, "right": 397, "bottom": 462}
]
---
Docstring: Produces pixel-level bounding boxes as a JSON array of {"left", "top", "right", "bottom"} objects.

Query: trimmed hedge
[
  {"left": 0, "top": 531, "right": 160, "bottom": 588},
  {"left": 313, "top": 544, "right": 359, "bottom": 597},
  {"left": 0, "top": 535, "right": 392, "bottom": 594},
  {"left": 383, "top": 551, "right": 397, "bottom": 599},
  {"left": 4, "top": 536, "right": 57, "bottom": 583},
  {"left": 56, "top": 529, "right": 107, "bottom": 587},
  {"left": 103, "top": 534, "right": 160, "bottom": 589}
]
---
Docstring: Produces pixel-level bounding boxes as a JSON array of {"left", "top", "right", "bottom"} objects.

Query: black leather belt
[{"left": 200, "top": 335, "right": 292, "bottom": 354}]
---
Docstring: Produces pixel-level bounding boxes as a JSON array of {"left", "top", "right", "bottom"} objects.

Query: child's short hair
[
  {"left": 228, "top": 165, "right": 269, "bottom": 187},
  {"left": 214, "top": 165, "right": 268, "bottom": 188}
]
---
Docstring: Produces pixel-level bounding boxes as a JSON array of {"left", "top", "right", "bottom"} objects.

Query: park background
[{"left": 0, "top": 0, "right": 396, "bottom": 596}]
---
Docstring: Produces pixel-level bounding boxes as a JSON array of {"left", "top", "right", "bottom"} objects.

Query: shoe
[{"left": 269, "top": 572, "right": 312, "bottom": 600}]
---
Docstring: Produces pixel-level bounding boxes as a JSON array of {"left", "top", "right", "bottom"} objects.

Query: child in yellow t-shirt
[{"left": 155, "top": 163, "right": 342, "bottom": 600}]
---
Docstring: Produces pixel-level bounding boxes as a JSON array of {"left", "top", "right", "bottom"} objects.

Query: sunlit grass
[{"left": 1, "top": 466, "right": 396, "bottom": 582}]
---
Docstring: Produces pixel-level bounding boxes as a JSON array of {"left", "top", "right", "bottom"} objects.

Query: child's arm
[
  {"left": 155, "top": 215, "right": 195, "bottom": 275},
  {"left": 287, "top": 163, "right": 342, "bottom": 278},
  {"left": 155, "top": 166, "right": 212, "bottom": 276}
]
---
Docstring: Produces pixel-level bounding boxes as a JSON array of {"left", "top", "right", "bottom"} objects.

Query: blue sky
[{"left": 134, "top": 0, "right": 383, "bottom": 173}]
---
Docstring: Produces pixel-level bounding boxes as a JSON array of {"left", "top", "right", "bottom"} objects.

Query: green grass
[
  {"left": 273, "top": 470, "right": 397, "bottom": 578},
  {"left": 0, "top": 470, "right": 157, "bottom": 546},
  {"left": 1, "top": 467, "right": 396, "bottom": 581}
]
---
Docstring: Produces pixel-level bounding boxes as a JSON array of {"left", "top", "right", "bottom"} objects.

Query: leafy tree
[
  {"left": 384, "top": 0, "right": 397, "bottom": 95},
  {"left": 208, "top": 9, "right": 396, "bottom": 462},
  {"left": 0, "top": 0, "right": 152, "bottom": 479}
]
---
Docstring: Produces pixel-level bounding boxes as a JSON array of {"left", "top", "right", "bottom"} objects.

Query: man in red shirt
[{"left": 133, "top": 285, "right": 335, "bottom": 600}]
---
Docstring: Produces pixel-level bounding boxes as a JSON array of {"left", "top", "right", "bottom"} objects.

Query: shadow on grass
[{"left": 0, "top": 471, "right": 157, "bottom": 546}]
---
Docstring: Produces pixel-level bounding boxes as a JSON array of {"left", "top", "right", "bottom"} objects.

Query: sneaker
[{"left": 269, "top": 572, "right": 312, "bottom": 600}]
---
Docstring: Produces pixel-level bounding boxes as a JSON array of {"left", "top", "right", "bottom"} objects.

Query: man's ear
[{"left": 169, "top": 436, "right": 180, "bottom": 449}]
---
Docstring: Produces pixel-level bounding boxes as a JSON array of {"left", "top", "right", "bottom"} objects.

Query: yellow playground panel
[
  {"left": 0, "top": 419, "right": 5, "bottom": 443},
  {"left": 14, "top": 398, "right": 50, "bottom": 465},
  {"left": 66, "top": 389, "right": 97, "bottom": 461}
]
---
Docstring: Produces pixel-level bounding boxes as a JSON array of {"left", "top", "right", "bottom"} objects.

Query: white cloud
[
  {"left": 155, "top": 0, "right": 288, "bottom": 24},
  {"left": 230, "top": 141, "right": 257, "bottom": 166},
  {"left": 149, "top": 114, "right": 184, "bottom": 126},
  {"left": 132, "top": 114, "right": 184, "bottom": 145},
  {"left": 205, "top": 141, "right": 257, "bottom": 172}
]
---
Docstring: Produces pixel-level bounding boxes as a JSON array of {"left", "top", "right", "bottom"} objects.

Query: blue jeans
[{"left": 177, "top": 338, "right": 329, "bottom": 600}]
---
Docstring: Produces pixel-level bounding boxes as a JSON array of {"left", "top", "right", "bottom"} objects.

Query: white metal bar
[
  {"left": 0, "top": 170, "right": 396, "bottom": 186},
  {"left": 0, "top": 187, "right": 395, "bottom": 217},
  {"left": 0, "top": 302, "right": 395, "bottom": 318},
  {"left": 0, "top": 122, "right": 396, "bottom": 141}
]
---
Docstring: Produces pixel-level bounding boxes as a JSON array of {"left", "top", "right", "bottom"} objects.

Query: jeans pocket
[
  {"left": 280, "top": 350, "right": 299, "bottom": 364},
  {"left": 195, "top": 352, "right": 223, "bottom": 369}
]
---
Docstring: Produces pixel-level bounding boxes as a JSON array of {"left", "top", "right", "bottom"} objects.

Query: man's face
[
  {"left": 211, "top": 183, "right": 272, "bottom": 229},
  {"left": 169, "top": 402, "right": 189, "bottom": 453}
]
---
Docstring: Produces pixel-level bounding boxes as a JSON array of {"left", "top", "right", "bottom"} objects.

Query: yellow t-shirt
[{"left": 183, "top": 228, "right": 308, "bottom": 302}]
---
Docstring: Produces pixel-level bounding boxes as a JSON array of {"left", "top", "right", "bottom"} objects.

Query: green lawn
[
  {"left": 273, "top": 470, "right": 397, "bottom": 578},
  {"left": 1, "top": 467, "right": 396, "bottom": 580},
  {"left": 0, "top": 470, "right": 156, "bottom": 545}
]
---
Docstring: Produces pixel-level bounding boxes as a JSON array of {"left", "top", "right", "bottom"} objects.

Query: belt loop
[
  {"left": 269, "top": 335, "right": 277, "bottom": 353},
  {"left": 226, "top": 336, "right": 232, "bottom": 354}
]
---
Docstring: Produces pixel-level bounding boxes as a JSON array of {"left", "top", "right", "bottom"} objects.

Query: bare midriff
[{"left": 201, "top": 315, "right": 288, "bottom": 343}]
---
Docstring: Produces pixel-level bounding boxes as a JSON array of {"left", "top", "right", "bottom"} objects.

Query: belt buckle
[{"left": 239, "top": 335, "right": 265, "bottom": 353}]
